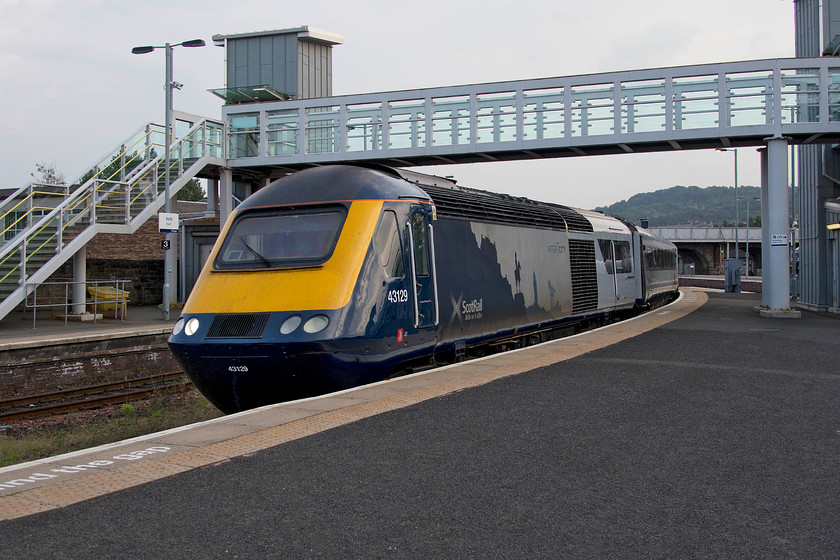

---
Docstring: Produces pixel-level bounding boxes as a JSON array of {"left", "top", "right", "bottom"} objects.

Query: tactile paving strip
[{"left": 0, "top": 289, "right": 707, "bottom": 521}]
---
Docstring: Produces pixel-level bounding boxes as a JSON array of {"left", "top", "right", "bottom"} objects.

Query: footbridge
[
  {"left": 223, "top": 57, "right": 840, "bottom": 169},
  {"left": 648, "top": 226, "right": 765, "bottom": 275},
  {"left": 219, "top": 56, "right": 839, "bottom": 315}
]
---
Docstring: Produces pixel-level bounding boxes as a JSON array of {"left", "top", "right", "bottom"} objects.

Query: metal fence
[{"left": 24, "top": 279, "right": 131, "bottom": 328}]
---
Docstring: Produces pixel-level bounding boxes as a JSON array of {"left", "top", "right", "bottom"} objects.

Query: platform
[
  {"left": 0, "top": 305, "right": 177, "bottom": 350},
  {"left": 0, "top": 289, "right": 838, "bottom": 557}
]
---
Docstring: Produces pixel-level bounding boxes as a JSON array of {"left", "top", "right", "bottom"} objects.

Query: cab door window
[{"left": 410, "top": 211, "right": 430, "bottom": 277}]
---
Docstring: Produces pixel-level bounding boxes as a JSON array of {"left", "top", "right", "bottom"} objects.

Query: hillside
[{"left": 595, "top": 185, "right": 762, "bottom": 227}]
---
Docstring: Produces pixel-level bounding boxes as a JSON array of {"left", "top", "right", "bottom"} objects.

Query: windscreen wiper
[{"left": 240, "top": 237, "right": 272, "bottom": 267}]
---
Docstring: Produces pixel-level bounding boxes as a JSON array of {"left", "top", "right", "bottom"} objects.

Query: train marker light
[
  {"left": 303, "top": 314, "right": 329, "bottom": 334},
  {"left": 185, "top": 317, "right": 200, "bottom": 336},
  {"left": 280, "top": 315, "right": 302, "bottom": 334}
]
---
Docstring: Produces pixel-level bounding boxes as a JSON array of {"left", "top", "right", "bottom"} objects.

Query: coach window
[
  {"left": 614, "top": 241, "right": 633, "bottom": 274},
  {"left": 373, "top": 210, "right": 404, "bottom": 278},
  {"left": 410, "top": 211, "right": 430, "bottom": 276}
]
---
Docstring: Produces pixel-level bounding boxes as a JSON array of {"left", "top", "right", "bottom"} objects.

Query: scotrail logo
[{"left": 450, "top": 293, "right": 483, "bottom": 323}]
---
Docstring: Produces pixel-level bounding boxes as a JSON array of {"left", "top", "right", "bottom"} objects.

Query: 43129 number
[{"left": 387, "top": 289, "right": 409, "bottom": 303}]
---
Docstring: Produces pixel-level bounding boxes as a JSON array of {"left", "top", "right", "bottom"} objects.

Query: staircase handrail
[
  {"left": 0, "top": 183, "right": 72, "bottom": 242},
  {"left": 0, "top": 118, "right": 224, "bottom": 295},
  {"left": 0, "top": 122, "right": 168, "bottom": 245},
  {"left": 66, "top": 122, "right": 168, "bottom": 190}
]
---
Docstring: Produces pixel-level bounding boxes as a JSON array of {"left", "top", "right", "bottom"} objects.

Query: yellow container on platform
[{"left": 87, "top": 286, "right": 130, "bottom": 316}]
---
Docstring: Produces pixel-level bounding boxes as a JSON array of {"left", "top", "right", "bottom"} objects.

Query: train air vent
[
  {"left": 568, "top": 239, "right": 598, "bottom": 313},
  {"left": 206, "top": 313, "right": 270, "bottom": 338}
]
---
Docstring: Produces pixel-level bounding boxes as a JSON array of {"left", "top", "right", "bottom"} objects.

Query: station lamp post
[
  {"left": 131, "top": 39, "right": 206, "bottom": 320},
  {"left": 716, "top": 148, "right": 739, "bottom": 271},
  {"left": 740, "top": 196, "right": 760, "bottom": 276}
]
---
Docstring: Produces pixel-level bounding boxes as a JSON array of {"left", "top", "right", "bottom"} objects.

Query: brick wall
[
  {"left": 52, "top": 259, "right": 164, "bottom": 305},
  {"left": 86, "top": 200, "right": 205, "bottom": 261},
  {"left": 46, "top": 202, "right": 208, "bottom": 306},
  {"left": 0, "top": 333, "right": 178, "bottom": 399},
  {"left": 86, "top": 220, "right": 170, "bottom": 261}
]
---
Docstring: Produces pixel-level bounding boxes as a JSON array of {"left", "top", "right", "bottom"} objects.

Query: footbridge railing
[{"left": 222, "top": 57, "right": 840, "bottom": 169}]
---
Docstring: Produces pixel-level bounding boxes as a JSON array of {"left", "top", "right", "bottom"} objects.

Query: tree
[
  {"left": 177, "top": 179, "right": 205, "bottom": 201},
  {"left": 32, "top": 162, "right": 66, "bottom": 185}
]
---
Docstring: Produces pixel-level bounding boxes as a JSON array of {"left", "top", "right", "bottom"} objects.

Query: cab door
[{"left": 407, "top": 207, "right": 439, "bottom": 329}]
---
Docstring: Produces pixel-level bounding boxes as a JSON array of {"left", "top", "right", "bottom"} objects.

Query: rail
[
  {"left": 0, "top": 371, "right": 191, "bottom": 422},
  {"left": 23, "top": 279, "right": 131, "bottom": 328}
]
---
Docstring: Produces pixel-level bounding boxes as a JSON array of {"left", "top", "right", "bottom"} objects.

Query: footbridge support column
[
  {"left": 219, "top": 168, "right": 233, "bottom": 228},
  {"left": 760, "top": 137, "right": 801, "bottom": 318},
  {"left": 71, "top": 246, "right": 87, "bottom": 315}
]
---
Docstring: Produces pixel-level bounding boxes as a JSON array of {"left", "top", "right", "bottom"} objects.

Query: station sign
[
  {"left": 771, "top": 234, "right": 788, "bottom": 247},
  {"left": 159, "top": 212, "right": 179, "bottom": 233}
]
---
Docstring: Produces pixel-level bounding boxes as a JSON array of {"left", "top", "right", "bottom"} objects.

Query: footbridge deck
[{"left": 222, "top": 57, "right": 840, "bottom": 170}]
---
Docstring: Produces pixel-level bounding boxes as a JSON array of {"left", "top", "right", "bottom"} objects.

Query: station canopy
[{"left": 209, "top": 85, "right": 291, "bottom": 104}]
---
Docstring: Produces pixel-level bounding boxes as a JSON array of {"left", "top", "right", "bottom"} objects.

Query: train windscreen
[{"left": 214, "top": 206, "right": 347, "bottom": 269}]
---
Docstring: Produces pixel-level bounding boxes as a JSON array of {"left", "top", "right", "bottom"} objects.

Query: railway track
[{"left": 0, "top": 371, "right": 192, "bottom": 422}]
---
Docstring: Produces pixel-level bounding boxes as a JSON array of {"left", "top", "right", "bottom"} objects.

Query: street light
[
  {"left": 739, "top": 196, "right": 760, "bottom": 276},
  {"left": 131, "top": 39, "right": 206, "bottom": 321},
  {"left": 716, "top": 148, "right": 739, "bottom": 270}
]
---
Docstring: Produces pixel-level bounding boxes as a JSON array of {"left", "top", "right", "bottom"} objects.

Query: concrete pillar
[
  {"left": 71, "top": 246, "right": 87, "bottom": 315},
  {"left": 761, "top": 137, "right": 800, "bottom": 318},
  {"left": 219, "top": 168, "right": 233, "bottom": 228},
  {"left": 206, "top": 178, "right": 218, "bottom": 217},
  {"left": 759, "top": 148, "right": 770, "bottom": 291}
]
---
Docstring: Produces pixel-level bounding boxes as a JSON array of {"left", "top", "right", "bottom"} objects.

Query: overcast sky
[{"left": 0, "top": 0, "right": 796, "bottom": 209}]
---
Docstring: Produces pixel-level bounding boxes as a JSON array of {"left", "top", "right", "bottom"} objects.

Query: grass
[{"left": 0, "top": 389, "right": 224, "bottom": 468}]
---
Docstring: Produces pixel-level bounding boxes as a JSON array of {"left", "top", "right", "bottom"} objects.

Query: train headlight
[
  {"left": 280, "top": 315, "right": 302, "bottom": 335},
  {"left": 185, "top": 317, "right": 201, "bottom": 336},
  {"left": 303, "top": 314, "right": 330, "bottom": 334},
  {"left": 172, "top": 317, "right": 185, "bottom": 336}
]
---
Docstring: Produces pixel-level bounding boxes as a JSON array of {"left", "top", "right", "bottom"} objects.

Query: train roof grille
[{"left": 419, "top": 184, "right": 593, "bottom": 233}]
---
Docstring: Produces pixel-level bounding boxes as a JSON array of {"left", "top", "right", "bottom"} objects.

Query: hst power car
[{"left": 169, "top": 165, "right": 678, "bottom": 412}]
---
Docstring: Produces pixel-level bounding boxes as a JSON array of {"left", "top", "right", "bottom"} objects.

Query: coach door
[
  {"left": 601, "top": 238, "right": 635, "bottom": 306},
  {"left": 612, "top": 240, "right": 636, "bottom": 305},
  {"left": 407, "top": 207, "right": 439, "bottom": 329}
]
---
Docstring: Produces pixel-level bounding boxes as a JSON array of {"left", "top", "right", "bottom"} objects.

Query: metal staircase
[{"left": 0, "top": 117, "right": 224, "bottom": 321}]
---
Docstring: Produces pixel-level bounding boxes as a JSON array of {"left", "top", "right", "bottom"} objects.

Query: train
[{"left": 168, "top": 165, "right": 679, "bottom": 413}]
